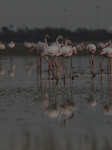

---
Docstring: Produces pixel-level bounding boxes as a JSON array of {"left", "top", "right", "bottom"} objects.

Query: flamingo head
[
  {"left": 67, "top": 40, "right": 74, "bottom": 47},
  {"left": 45, "top": 34, "right": 50, "bottom": 40},
  {"left": 29, "top": 48, "right": 36, "bottom": 52},
  {"left": 58, "top": 35, "right": 65, "bottom": 42}
]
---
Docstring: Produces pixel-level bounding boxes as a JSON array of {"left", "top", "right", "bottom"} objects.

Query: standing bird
[
  {"left": 98, "top": 40, "right": 111, "bottom": 70},
  {"left": 42, "top": 35, "right": 65, "bottom": 81},
  {"left": 60, "top": 40, "right": 76, "bottom": 79},
  {"left": 0, "top": 41, "right": 5, "bottom": 50},
  {"left": 97, "top": 40, "right": 111, "bottom": 50},
  {"left": 100, "top": 47, "right": 112, "bottom": 80},
  {"left": 86, "top": 44, "right": 96, "bottom": 76},
  {"left": 0, "top": 41, "right": 5, "bottom": 60},
  {"left": 29, "top": 34, "right": 50, "bottom": 80},
  {"left": 8, "top": 41, "right": 15, "bottom": 48},
  {"left": 75, "top": 43, "right": 85, "bottom": 69},
  {"left": 24, "top": 41, "right": 33, "bottom": 48},
  {"left": 75, "top": 43, "right": 85, "bottom": 52},
  {"left": 61, "top": 40, "right": 75, "bottom": 64},
  {"left": 29, "top": 34, "right": 50, "bottom": 54}
]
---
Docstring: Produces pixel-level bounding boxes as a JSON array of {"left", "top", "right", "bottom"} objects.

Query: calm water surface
[{"left": 0, "top": 54, "right": 112, "bottom": 150}]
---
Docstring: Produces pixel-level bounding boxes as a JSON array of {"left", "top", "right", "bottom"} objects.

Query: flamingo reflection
[
  {"left": 43, "top": 82, "right": 63, "bottom": 125},
  {"left": 101, "top": 75, "right": 112, "bottom": 115},
  {"left": 0, "top": 55, "right": 5, "bottom": 76},
  {"left": 58, "top": 80, "right": 77, "bottom": 125},
  {"left": 87, "top": 76, "right": 97, "bottom": 107},
  {"left": 24, "top": 57, "right": 36, "bottom": 75}
]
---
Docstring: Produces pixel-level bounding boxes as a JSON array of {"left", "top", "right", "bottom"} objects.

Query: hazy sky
[{"left": 1, "top": 0, "right": 112, "bottom": 31}]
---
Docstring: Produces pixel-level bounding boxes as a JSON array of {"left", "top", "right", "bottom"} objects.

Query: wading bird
[
  {"left": 86, "top": 44, "right": 96, "bottom": 76},
  {"left": 42, "top": 35, "right": 65, "bottom": 81},
  {"left": 8, "top": 41, "right": 15, "bottom": 48}
]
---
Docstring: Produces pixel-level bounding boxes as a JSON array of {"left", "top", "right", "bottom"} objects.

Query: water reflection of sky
[{"left": 0, "top": 55, "right": 112, "bottom": 150}]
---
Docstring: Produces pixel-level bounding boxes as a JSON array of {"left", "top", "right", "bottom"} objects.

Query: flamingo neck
[
  {"left": 81, "top": 43, "right": 85, "bottom": 50},
  {"left": 56, "top": 37, "right": 61, "bottom": 55},
  {"left": 44, "top": 36, "right": 48, "bottom": 47},
  {"left": 65, "top": 40, "right": 71, "bottom": 47},
  {"left": 65, "top": 40, "right": 73, "bottom": 53}
]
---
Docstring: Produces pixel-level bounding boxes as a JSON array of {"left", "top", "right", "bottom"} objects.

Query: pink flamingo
[
  {"left": 29, "top": 34, "right": 50, "bottom": 53},
  {"left": 8, "top": 41, "right": 15, "bottom": 48},
  {"left": 100, "top": 47, "right": 112, "bottom": 81},
  {"left": 24, "top": 41, "right": 33, "bottom": 48},
  {"left": 97, "top": 40, "right": 111, "bottom": 50},
  {"left": 61, "top": 40, "right": 77, "bottom": 65},
  {"left": 42, "top": 35, "right": 65, "bottom": 81},
  {"left": 0, "top": 41, "right": 5, "bottom": 60},
  {"left": 98, "top": 40, "right": 111, "bottom": 70},
  {"left": 29, "top": 34, "right": 50, "bottom": 81},
  {"left": 29, "top": 34, "right": 50, "bottom": 66},
  {"left": 75, "top": 43, "right": 85, "bottom": 69},
  {"left": 60, "top": 40, "right": 77, "bottom": 79},
  {"left": 86, "top": 44, "right": 96, "bottom": 76}
]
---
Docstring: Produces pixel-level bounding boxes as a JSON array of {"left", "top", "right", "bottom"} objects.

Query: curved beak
[{"left": 29, "top": 48, "right": 34, "bottom": 52}]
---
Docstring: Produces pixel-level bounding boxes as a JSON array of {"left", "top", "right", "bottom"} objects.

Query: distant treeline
[{"left": 0, "top": 26, "right": 112, "bottom": 43}]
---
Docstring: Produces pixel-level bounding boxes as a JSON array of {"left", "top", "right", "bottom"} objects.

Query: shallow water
[{"left": 0, "top": 54, "right": 112, "bottom": 150}]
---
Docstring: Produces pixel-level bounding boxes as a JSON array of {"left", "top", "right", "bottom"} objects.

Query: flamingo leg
[
  {"left": 45, "top": 56, "right": 59, "bottom": 81},
  {"left": 79, "top": 53, "right": 81, "bottom": 70},
  {"left": 62, "top": 57, "right": 66, "bottom": 79},
  {"left": 70, "top": 56, "right": 74, "bottom": 80},
  {"left": 54, "top": 56, "right": 60, "bottom": 80},
  {"left": 107, "top": 58, "right": 110, "bottom": 73},
  {"left": 91, "top": 54, "right": 96, "bottom": 77},
  {"left": 39, "top": 54, "right": 42, "bottom": 80},
  {"left": 110, "top": 58, "right": 112, "bottom": 85},
  {"left": 89, "top": 54, "right": 91, "bottom": 68},
  {"left": 100, "top": 56, "right": 104, "bottom": 72},
  {"left": 61, "top": 57, "right": 65, "bottom": 66},
  {"left": 0, "top": 50, "right": 1, "bottom": 62}
]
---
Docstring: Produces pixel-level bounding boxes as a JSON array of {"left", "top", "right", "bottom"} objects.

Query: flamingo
[
  {"left": 29, "top": 35, "right": 50, "bottom": 53},
  {"left": 97, "top": 40, "right": 111, "bottom": 50},
  {"left": 98, "top": 40, "right": 111, "bottom": 70},
  {"left": 60, "top": 40, "right": 76, "bottom": 79},
  {"left": 29, "top": 35, "right": 50, "bottom": 80},
  {"left": 86, "top": 44, "right": 96, "bottom": 76},
  {"left": 75, "top": 43, "right": 85, "bottom": 52},
  {"left": 8, "top": 41, "right": 15, "bottom": 48},
  {"left": 0, "top": 41, "right": 5, "bottom": 60},
  {"left": 0, "top": 41, "right": 5, "bottom": 50},
  {"left": 75, "top": 43, "right": 85, "bottom": 69},
  {"left": 42, "top": 35, "right": 65, "bottom": 81},
  {"left": 24, "top": 41, "right": 32, "bottom": 48},
  {"left": 61, "top": 40, "right": 76, "bottom": 65},
  {"left": 100, "top": 47, "right": 112, "bottom": 81}
]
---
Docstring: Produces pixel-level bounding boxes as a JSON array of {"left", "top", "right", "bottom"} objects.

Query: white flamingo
[
  {"left": 86, "top": 44, "right": 96, "bottom": 76},
  {"left": 42, "top": 35, "right": 65, "bottom": 81},
  {"left": 100, "top": 47, "right": 112, "bottom": 79},
  {"left": 97, "top": 40, "right": 111, "bottom": 50},
  {"left": 60, "top": 40, "right": 76, "bottom": 79},
  {"left": 29, "top": 34, "right": 50, "bottom": 80},
  {"left": 0, "top": 41, "right": 5, "bottom": 60},
  {"left": 24, "top": 41, "right": 32, "bottom": 48},
  {"left": 75, "top": 43, "right": 85, "bottom": 69},
  {"left": 98, "top": 40, "right": 111, "bottom": 70},
  {"left": 29, "top": 34, "right": 50, "bottom": 53},
  {"left": 8, "top": 41, "right": 15, "bottom": 48},
  {"left": 0, "top": 41, "right": 5, "bottom": 50}
]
